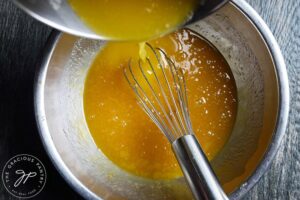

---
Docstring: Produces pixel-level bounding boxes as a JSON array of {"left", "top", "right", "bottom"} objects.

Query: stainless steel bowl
[{"left": 34, "top": 0, "right": 289, "bottom": 199}]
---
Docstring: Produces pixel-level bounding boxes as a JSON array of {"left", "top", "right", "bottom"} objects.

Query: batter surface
[{"left": 84, "top": 28, "right": 237, "bottom": 179}]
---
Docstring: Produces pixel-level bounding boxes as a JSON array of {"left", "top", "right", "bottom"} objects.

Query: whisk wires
[{"left": 124, "top": 43, "right": 194, "bottom": 143}]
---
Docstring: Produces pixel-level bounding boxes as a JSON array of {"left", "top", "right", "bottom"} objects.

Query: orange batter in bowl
[{"left": 84, "top": 28, "right": 237, "bottom": 179}]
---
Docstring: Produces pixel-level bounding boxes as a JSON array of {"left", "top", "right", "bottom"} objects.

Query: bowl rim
[
  {"left": 226, "top": 0, "right": 289, "bottom": 199},
  {"left": 34, "top": 0, "right": 290, "bottom": 199}
]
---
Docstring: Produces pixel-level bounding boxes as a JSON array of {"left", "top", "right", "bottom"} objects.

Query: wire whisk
[{"left": 124, "top": 43, "right": 228, "bottom": 200}]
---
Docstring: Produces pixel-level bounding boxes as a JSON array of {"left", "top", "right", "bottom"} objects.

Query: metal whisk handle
[{"left": 172, "top": 135, "right": 228, "bottom": 200}]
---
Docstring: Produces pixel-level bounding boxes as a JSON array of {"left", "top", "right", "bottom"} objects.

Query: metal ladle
[{"left": 13, "top": 0, "right": 228, "bottom": 40}]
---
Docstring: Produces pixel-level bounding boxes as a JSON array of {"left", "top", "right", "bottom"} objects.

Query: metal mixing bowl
[{"left": 34, "top": 0, "right": 289, "bottom": 199}]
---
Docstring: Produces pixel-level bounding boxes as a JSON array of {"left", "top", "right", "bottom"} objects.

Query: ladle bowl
[{"left": 13, "top": 0, "right": 228, "bottom": 40}]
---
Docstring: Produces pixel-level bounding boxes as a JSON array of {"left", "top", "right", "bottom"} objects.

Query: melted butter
[
  {"left": 139, "top": 42, "right": 147, "bottom": 62},
  {"left": 68, "top": 0, "right": 198, "bottom": 41},
  {"left": 84, "top": 28, "right": 237, "bottom": 179}
]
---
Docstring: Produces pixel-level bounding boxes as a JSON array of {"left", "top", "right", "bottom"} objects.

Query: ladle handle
[{"left": 172, "top": 134, "right": 228, "bottom": 200}]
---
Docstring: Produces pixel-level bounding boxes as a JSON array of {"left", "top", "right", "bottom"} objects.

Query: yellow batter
[
  {"left": 84, "top": 28, "right": 237, "bottom": 179},
  {"left": 68, "top": 0, "right": 198, "bottom": 41}
]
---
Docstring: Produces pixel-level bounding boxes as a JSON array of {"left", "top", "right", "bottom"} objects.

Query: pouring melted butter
[
  {"left": 68, "top": 0, "right": 198, "bottom": 40},
  {"left": 84, "top": 28, "right": 237, "bottom": 179}
]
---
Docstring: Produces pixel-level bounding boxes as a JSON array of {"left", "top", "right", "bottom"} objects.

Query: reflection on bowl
[{"left": 34, "top": 0, "right": 289, "bottom": 199}]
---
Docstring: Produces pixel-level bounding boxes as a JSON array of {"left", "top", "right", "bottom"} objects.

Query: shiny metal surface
[
  {"left": 12, "top": 0, "right": 101, "bottom": 39},
  {"left": 13, "top": 0, "right": 228, "bottom": 40},
  {"left": 227, "top": 1, "right": 289, "bottom": 199},
  {"left": 34, "top": 0, "right": 289, "bottom": 199},
  {"left": 173, "top": 135, "right": 228, "bottom": 200}
]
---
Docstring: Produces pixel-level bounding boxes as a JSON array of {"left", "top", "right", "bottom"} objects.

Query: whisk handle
[{"left": 172, "top": 134, "right": 228, "bottom": 200}]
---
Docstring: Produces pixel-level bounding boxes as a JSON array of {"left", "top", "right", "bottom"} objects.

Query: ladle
[{"left": 13, "top": 0, "right": 228, "bottom": 40}]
